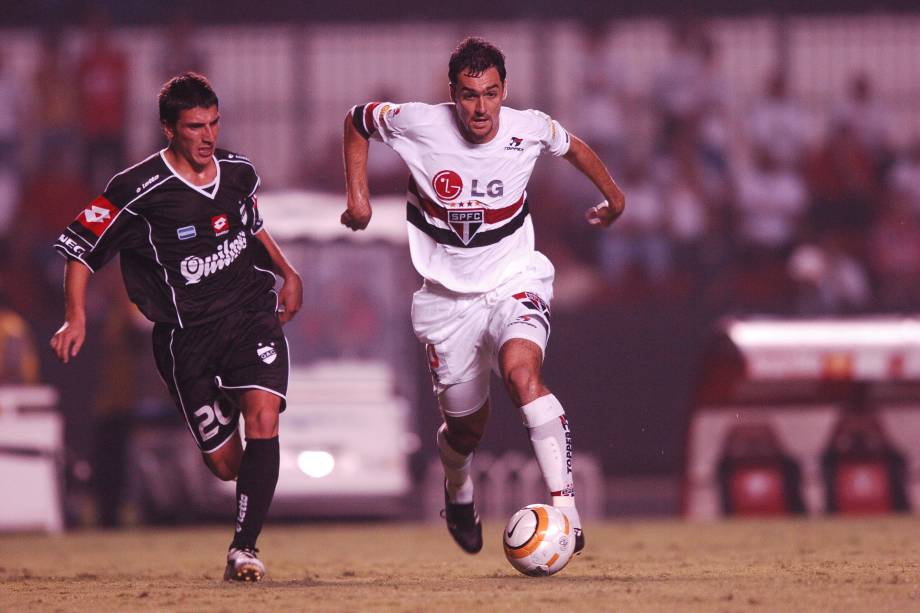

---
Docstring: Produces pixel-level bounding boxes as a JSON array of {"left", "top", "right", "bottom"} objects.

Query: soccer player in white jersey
[{"left": 341, "top": 37, "right": 624, "bottom": 555}]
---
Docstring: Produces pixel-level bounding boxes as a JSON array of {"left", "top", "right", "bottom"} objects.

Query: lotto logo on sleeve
[
  {"left": 211, "top": 214, "right": 229, "bottom": 236},
  {"left": 77, "top": 195, "right": 118, "bottom": 237}
]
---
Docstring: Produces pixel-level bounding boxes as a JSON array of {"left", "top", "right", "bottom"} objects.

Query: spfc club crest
[{"left": 448, "top": 209, "right": 484, "bottom": 245}]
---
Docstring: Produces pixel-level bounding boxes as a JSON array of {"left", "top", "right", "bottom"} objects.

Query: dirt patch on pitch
[{"left": 2, "top": 518, "right": 920, "bottom": 611}]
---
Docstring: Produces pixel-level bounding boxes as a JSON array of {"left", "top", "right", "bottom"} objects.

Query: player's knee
[
  {"left": 243, "top": 404, "right": 279, "bottom": 439},
  {"left": 445, "top": 422, "right": 484, "bottom": 454},
  {"left": 503, "top": 365, "right": 544, "bottom": 407}
]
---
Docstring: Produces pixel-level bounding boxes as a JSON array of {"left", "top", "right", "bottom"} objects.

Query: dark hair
[
  {"left": 158, "top": 72, "right": 218, "bottom": 125},
  {"left": 448, "top": 37, "right": 506, "bottom": 85}
]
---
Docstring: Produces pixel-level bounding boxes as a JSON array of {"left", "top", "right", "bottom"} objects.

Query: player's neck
[{"left": 164, "top": 147, "right": 217, "bottom": 186}]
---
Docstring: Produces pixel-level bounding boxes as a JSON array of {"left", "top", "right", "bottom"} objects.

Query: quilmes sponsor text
[{"left": 179, "top": 231, "right": 247, "bottom": 284}]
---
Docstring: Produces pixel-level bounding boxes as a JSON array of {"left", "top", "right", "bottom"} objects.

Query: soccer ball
[{"left": 502, "top": 504, "right": 574, "bottom": 576}]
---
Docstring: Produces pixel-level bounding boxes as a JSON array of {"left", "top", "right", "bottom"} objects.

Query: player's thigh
[
  {"left": 414, "top": 286, "right": 492, "bottom": 407},
  {"left": 438, "top": 371, "right": 491, "bottom": 418},
  {"left": 152, "top": 323, "right": 241, "bottom": 454},
  {"left": 215, "top": 307, "right": 290, "bottom": 415},
  {"left": 489, "top": 291, "right": 553, "bottom": 403}
]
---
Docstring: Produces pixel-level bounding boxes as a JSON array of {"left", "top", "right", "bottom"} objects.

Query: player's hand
[
  {"left": 585, "top": 200, "right": 618, "bottom": 228},
  {"left": 341, "top": 200, "right": 372, "bottom": 231},
  {"left": 277, "top": 271, "right": 303, "bottom": 324},
  {"left": 50, "top": 318, "right": 86, "bottom": 364}
]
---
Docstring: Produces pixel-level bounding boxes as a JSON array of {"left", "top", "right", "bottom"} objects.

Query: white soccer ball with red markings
[{"left": 502, "top": 504, "right": 574, "bottom": 576}]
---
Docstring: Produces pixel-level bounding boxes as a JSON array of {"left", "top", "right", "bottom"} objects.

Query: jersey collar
[{"left": 159, "top": 149, "right": 221, "bottom": 199}]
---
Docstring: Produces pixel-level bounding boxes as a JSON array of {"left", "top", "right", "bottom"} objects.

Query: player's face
[
  {"left": 450, "top": 67, "right": 505, "bottom": 144},
  {"left": 163, "top": 105, "right": 220, "bottom": 170}
]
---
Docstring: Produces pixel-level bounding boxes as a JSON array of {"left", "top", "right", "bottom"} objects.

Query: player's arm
[
  {"left": 562, "top": 135, "right": 625, "bottom": 228},
  {"left": 254, "top": 229, "right": 303, "bottom": 324},
  {"left": 50, "top": 260, "right": 92, "bottom": 364},
  {"left": 340, "top": 110, "right": 372, "bottom": 231}
]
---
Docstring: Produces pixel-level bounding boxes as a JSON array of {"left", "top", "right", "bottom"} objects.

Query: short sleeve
[
  {"left": 530, "top": 109, "right": 571, "bottom": 157},
  {"left": 350, "top": 101, "right": 420, "bottom": 145},
  {"left": 246, "top": 193, "right": 264, "bottom": 235},
  {"left": 53, "top": 195, "right": 146, "bottom": 272},
  {"left": 52, "top": 175, "right": 146, "bottom": 272}
]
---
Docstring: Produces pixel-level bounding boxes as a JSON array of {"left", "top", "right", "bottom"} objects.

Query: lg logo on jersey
[{"left": 432, "top": 170, "right": 503, "bottom": 201}]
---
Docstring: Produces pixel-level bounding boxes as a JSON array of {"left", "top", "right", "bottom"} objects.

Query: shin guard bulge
[{"left": 437, "top": 423, "right": 475, "bottom": 504}]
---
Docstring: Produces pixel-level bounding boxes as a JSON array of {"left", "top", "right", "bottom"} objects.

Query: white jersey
[{"left": 354, "top": 101, "right": 571, "bottom": 293}]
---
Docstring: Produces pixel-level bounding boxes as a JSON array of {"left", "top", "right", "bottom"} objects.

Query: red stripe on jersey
[
  {"left": 408, "top": 177, "right": 525, "bottom": 224},
  {"left": 76, "top": 195, "right": 118, "bottom": 237},
  {"left": 364, "top": 102, "right": 380, "bottom": 136}
]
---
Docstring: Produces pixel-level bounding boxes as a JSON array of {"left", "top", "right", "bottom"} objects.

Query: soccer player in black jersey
[{"left": 50, "top": 73, "right": 302, "bottom": 582}]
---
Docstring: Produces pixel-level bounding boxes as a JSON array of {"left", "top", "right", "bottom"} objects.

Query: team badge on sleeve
[{"left": 77, "top": 195, "right": 118, "bottom": 237}]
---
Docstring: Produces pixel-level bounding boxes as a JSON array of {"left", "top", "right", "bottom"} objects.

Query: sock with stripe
[
  {"left": 230, "top": 436, "right": 280, "bottom": 550},
  {"left": 519, "top": 394, "right": 581, "bottom": 533}
]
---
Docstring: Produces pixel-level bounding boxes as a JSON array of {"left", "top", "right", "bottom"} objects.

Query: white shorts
[{"left": 411, "top": 259, "right": 554, "bottom": 414}]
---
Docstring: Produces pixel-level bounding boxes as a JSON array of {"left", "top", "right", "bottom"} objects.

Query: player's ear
[
  {"left": 449, "top": 82, "right": 457, "bottom": 101},
  {"left": 161, "top": 120, "right": 174, "bottom": 142},
  {"left": 502, "top": 81, "right": 509, "bottom": 101}
]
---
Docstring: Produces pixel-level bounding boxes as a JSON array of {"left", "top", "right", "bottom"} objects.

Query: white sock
[
  {"left": 553, "top": 497, "right": 582, "bottom": 534},
  {"left": 520, "top": 394, "right": 579, "bottom": 528},
  {"left": 437, "top": 424, "right": 474, "bottom": 504}
]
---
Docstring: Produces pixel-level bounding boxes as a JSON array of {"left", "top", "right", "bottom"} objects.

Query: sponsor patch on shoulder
[
  {"left": 77, "top": 195, "right": 118, "bottom": 236},
  {"left": 177, "top": 225, "right": 197, "bottom": 240},
  {"left": 379, "top": 103, "right": 400, "bottom": 123}
]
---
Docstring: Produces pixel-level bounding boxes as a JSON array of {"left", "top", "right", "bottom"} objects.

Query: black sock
[{"left": 231, "top": 436, "right": 279, "bottom": 550}]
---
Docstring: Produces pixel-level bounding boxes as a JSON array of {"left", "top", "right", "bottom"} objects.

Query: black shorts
[{"left": 152, "top": 294, "right": 289, "bottom": 453}]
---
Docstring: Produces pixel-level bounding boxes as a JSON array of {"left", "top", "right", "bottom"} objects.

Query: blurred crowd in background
[
  {"left": 1, "top": 5, "right": 920, "bottom": 524},
  {"left": 546, "top": 22, "right": 920, "bottom": 319},
  {"left": 1, "top": 13, "right": 918, "bottom": 345}
]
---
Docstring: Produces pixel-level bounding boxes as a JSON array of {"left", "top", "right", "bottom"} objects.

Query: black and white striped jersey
[
  {"left": 351, "top": 101, "right": 570, "bottom": 294},
  {"left": 53, "top": 148, "right": 275, "bottom": 328}
]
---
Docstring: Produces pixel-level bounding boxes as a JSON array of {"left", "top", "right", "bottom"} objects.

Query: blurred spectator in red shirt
[
  {"left": 805, "top": 120, "right": 878, "bottom": 244},
  {"left": 76, "top": 8, "right": 128, "bottom": 188},
  {"left": 8, "top": 150, "right": 92, "bottom": 317}
]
